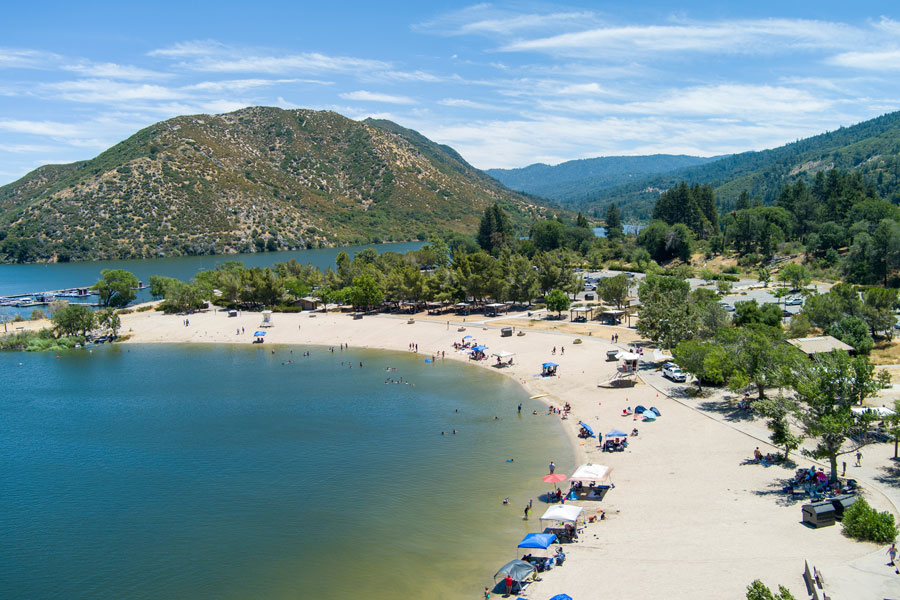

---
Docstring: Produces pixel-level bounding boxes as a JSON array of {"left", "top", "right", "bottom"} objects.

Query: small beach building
[
  {"left": 787, "top": 335, "right": 854, "bottom": 357},
  {"left": 297, "top": 296, "right": 320, "bottom": 311},
  {"left": 484, "top": 302, "right": 507, "bottom": 317},
  {"left": 260, "top": 310, "right": 273, "bottom": 327}
]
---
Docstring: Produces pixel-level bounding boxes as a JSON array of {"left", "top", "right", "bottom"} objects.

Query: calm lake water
[
  {"left": 0, "top": 241, "right": 423, "bottom": 320},
  {"left": 0, "top": 344, "right": 572, "bottom": 600}
]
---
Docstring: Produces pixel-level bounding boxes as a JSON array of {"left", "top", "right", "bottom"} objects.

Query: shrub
[
  {"left": 30, "top": 308, "right": 46, "bottom": 321},
  {"left": 841, "top": 497, "right": 898, "bottom": 543},
  {"left": 136, "top": 305, "right": 153, "bottom": 312},
  {"left": 117, "top": 308, "right": 134, "bottom": 315},
  {"left": 723, "top": 265, "right": 741, "bottom": 274}
]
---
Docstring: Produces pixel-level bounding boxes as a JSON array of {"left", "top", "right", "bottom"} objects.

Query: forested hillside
[
  {"left": 583, "top": 110, "right": 900, "bottom": 220},
  {"left": 486, "top": 154, "right": 715, "bottom": 203}
]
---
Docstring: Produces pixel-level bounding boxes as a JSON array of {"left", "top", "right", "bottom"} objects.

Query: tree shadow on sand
[
  {"left": 751, "top": 475, "right": 811, "bottom": 507},
  {"left": 696, "top": 399, "right": 759, "bottom": 423},
  {"left": 874, "top": 458, "right": 900, "bottom": 489}
]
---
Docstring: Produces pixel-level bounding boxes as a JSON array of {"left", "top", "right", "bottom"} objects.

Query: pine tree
[{"left": 605, "top": 203, "right": 623, "bottom": 238}]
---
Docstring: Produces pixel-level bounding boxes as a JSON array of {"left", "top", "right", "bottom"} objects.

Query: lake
[{"left": 0, "top": 344, "right": 572, "bottom": 599}]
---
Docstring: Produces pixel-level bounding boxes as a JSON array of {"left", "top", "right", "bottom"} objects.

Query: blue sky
[{"left": 1, "top": 1, "right": 899, "bottom": 184}]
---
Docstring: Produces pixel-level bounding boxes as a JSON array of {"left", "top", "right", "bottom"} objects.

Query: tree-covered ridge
[
  {"left": 485, "top": 154, "right": 717, "bottom": 203},
  {"left": 581, "top": 110, "right": 900, "bottom": 220},
  {"left": 0, "top": 106, "right": 547, "bottom": 263}
]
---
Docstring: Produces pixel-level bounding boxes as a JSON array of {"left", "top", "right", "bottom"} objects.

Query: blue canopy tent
[
  {"left": 517, "top": 532, "right": 557, "bottom": 549},
  {"left": 541, "top": 362, "right": 559, "bottom": 377},
  {"left": 543, "top": 362, "right": 559, "bottom": 368},
  {"left": 577, "top": 421, "right": 595, "bottom": 438},
  {"left": 634, "top": 405, "right": 647, "bottom": 414},
  {"left": 472, "top": 345, "right": 488, "bottom": 352},
  {"left": 649, "top": 406, "right": 661, "bottom": 416},
  {"left": 462, "top": 335, "right": 473, "bottom": 339},
  {"left": 253, "top": 331, "right": 266, "bottom": 337},
  {"left": 605, "top": 429, "right": 628, "bottom": 438},
  {"left": 550, "top": 595, "right": 573, "bottom": 600}
]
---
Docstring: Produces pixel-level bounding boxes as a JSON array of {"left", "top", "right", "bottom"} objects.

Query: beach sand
[{"left": 103, "top": 306, "right": 899, "bottom": 598}]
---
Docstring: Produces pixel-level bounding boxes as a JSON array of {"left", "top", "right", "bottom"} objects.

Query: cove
[{"left": 0, "top": 343, "right": 572, "bottom": 600}]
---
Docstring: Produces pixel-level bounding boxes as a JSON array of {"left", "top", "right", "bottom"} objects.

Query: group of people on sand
[{"left": 550, "top": 346, "right": 564, "bottom": 355}]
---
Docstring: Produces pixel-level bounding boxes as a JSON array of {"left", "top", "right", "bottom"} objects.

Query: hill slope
[
  {"left": 0, "top": 107, "right": 547, "bottom": 263},
  {"left": 580, "top": 110, "right": 900, "bottom": 220},
  {"left": 485, "top": 154, "right": 717, "bottom": 204}
]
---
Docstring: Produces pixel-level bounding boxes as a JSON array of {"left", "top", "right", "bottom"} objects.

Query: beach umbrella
[
  {"left": 542, "top": 473, "right": 567, "bottom": 484},
  {"left": 577, "top": 421, "right": 595, "bottom": 438},
  {"left": 550, "top": 595, "right": 573, "bottom": 600},
  {"left": 462, "top": 335, "right": 473, "bottom": 339}
]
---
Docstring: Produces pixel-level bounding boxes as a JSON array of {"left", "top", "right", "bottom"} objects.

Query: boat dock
[{"left": 0, "top": 283, "right": 149, "bottom": 307}]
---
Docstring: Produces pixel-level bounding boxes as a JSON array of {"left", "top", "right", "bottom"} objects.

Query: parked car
[
  {"left": 784, "top": 297, "right": 803, "bottom": 306},
  {"left": 663, "top": 365, "right": 687, "bottom": 382},
  {"left": 719, "top": 301, "right": 735, "bottom": 312}
]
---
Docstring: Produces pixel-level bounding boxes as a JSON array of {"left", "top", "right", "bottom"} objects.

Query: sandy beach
[{"left": 97, "top": 305, "right": 900, "bottom": 598}]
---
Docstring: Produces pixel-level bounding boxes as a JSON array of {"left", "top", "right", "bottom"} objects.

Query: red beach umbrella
[{"left": 542, "top": 473, "right": 567, "bottom": 484}]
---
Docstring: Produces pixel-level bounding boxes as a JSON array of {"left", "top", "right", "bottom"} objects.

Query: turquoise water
[
  {"left": 0, "top": 241, "right": 423, "bottom": 320},
  {"left": 0, "top": 344, "right": 571, "bottom": 599}
]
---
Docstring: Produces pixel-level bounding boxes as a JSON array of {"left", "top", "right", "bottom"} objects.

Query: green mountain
[
  {"left": 485, "top": 154, "right": 717, "bottom": 203},
  {"left": 579, "top": 110, "right": 900, "bottom": 220},
  {"left": 0, "top": 106, "right": 547, "bottom": 263}
]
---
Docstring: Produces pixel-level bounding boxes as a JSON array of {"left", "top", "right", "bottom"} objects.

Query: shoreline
[{"left": 18, "top": 305, "right": 900, "bottom": 597}]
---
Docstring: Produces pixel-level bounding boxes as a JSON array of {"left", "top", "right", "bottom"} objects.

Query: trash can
[
  {"left": 802, "top": 502, "right": 836, "bottom": 528},
  {"left": 829, "top": 495, "right": 857, "bottom": 521},
  {"left": 501, "top": 327, "right": 513, "bottom": 337}
]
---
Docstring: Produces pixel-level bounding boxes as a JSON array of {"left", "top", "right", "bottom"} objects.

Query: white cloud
[
  {"left": 416, "top": 5, "right": 598, "bottom": 37},
  {"left": 0, "top": 118, "right": 87, "bottom": 138},
  {"left": 147, "top": 40, "right": 229, "bottom": 58},
  {"left": 438, "top": 98, "right": 504, "bottom": 110},
  {"left": 0, "top": 48, "right": 59, "bottom": 69},
  {"left": 183, "top": 78, "right": 330, "bottom": 91},
  {"left": 43, "top": 79, "right": 184, "bottom": 103},
  {"left": 339, "top": 90, "right": 416, "bottom": 104},
  {"left": 828, "top": 49, "right": 900, "bottom": 71},
  {"left": 62, "top": 61, "right": 169, "bottom": 80},
  {"left": 150, "top": 41, "right": 392, "bottom": 76},
  {"left": 502, "top": 18, "right": 862, "bottom": 57}
]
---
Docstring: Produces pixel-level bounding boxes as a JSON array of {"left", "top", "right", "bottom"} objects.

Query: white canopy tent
[
  {"left": 570, "top": 464, "right": 613, "bottom": 483},
  {"left": 851, "top": 406, "right": 896, "bottom": 418},
  {"left": 539, "top": 504, "right": 584, "bottom": 525},
  {"left": 616, "top": 351, "right": 641, "bottom": 361},
  {"left": 493, "top": 351, "right": 515, "bottom": 359}
]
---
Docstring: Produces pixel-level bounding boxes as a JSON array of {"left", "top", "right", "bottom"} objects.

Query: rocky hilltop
[{"left": 0, "top": 107, "right": 545, "bottom": 263}]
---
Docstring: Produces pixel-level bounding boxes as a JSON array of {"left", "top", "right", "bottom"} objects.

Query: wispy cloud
[
  {"left": 828, "top": 49, "right": 900, "bottom": 71},
  {"left": 62, "top": 61, "right": 169, "bottom": 80},
  {"left": 502, "top": 18, "right": 862, "bottom": 57},
  {"left": 184, "top": 78, "right": 331, "bottom": 92},
  {"left": 339, "top": 90, "right": 416, "bottom": 104},
  {"left": 0, "top": 47, "right": 59, "bottom": 69},
  {"left": 42, "top": 79, "right": 184, "bottom": 103},
  {"left": 438, "top": 98, "right": 504, "bottom": 110},
  {"left": 151, "top": 40, "right": 392, "bottom": 75},
  {"left": 416, "top": 5, "right": 598, "bottom": 36}
]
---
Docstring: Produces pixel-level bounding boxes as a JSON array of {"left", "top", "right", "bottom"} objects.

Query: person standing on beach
[
  {"left": 888, "top": 542, "right": 897, "bottom": 566},
  {"left": 549, "top": 461, "right": 555, "bottom": 474},
  {"left": 856, "top": 450, "right": 863, "bottom": 466},
  {"left": 524, "top": 504, "right": 530, "bottom": 519},
  {"left": 503, "top": 575, "right": 514, "bottom": 596},
  {"left": 517, "top": 403, "right": 522, "bottom": 414}
]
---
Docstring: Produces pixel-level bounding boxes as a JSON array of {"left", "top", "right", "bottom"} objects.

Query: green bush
[
  {"left": 841, "top": 497, "right": 898, "bottom": 543},
  {"left": 117, "top": 308, "right": 134, "bottom": 315},
  {"left": 135, "top": 305, "right": 153, "bottom": 312}
]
